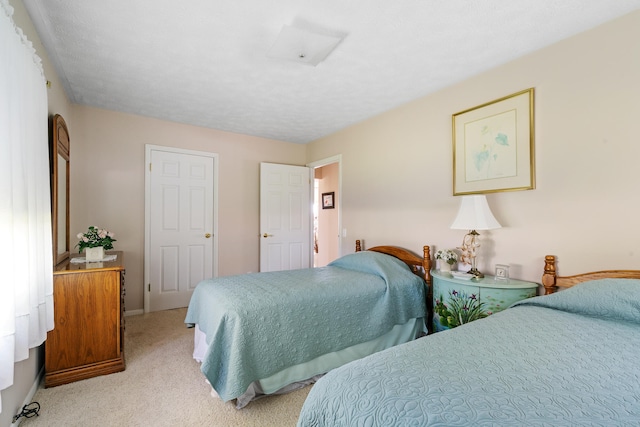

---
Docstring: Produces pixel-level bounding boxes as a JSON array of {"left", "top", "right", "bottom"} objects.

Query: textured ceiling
[{"left": 23, "top": 0, "right": 640, "bottom": 144}]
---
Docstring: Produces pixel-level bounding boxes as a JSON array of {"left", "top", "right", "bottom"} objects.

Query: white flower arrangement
[
  {"left": 76, "top": 226, "right": 116, "bottom": 253},
  {"left": 435, "top": 249, "right": 458, "bottom": 265}
]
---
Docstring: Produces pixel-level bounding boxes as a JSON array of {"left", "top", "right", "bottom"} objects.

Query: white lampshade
[{"left": 450, "top": 195, "right": 502, "bottom": 231}]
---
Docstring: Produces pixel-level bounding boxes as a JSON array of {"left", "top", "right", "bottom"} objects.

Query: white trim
[
  {"left": 143, "top": 144, "right": 219, "bottom": 313},
  {"left": 307, "top": 155, "right": 343, "bottom": 257},
  {"left": 124, "top": 309, "right": 144, "bottom": 317}
]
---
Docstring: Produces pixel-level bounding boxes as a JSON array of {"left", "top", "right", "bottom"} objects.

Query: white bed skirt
[{"left": 193, "top": 317, "right": 425, "bottom": 408}]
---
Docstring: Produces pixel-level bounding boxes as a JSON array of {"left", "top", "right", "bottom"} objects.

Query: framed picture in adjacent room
[{"left": 322, "top": 192, "right": 335, "bottom": 209}]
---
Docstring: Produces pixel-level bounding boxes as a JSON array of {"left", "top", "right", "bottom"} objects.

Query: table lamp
[{"left": 450, "top": 195, "right": 501, "bottom": 278}]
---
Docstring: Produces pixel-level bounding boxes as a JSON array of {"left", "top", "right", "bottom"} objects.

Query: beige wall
[
  {"left": 307, "top": 10, "right": 640, "bottom": 283},
  {"left": 70, "top": 106, "right": 307, "bottom": 312}
]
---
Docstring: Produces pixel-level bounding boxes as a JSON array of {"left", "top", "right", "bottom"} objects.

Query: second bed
[{"left": 184, "top": 240, "right": 431, "bottom": 408}]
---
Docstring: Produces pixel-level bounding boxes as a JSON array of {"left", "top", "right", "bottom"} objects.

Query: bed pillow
[
  {"left": 328, "top": 251, "right": 414, "bottom": 280},
  {"left": 512, "top": 278, "right": 640, "bottom": 324}
]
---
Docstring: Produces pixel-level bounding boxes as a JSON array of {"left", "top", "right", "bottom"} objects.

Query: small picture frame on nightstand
[{"left": 495, "top": 264, "right": 510, "bottom": 280}]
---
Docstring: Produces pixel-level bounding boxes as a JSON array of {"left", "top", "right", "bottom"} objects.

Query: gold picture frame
[{"left": 453, "top": 88, "right": 535, "bottom": 195}]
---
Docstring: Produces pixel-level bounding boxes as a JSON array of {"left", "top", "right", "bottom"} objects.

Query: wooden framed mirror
[{"left": 51, "top": 114, "right": 70, "bottom": 266}]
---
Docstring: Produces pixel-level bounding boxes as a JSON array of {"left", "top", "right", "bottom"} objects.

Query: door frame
[
  {"left": 307, "top": 155, "right": 343, "bottom": 260},
  {"left": 143, "top": 144, "right": 219, "bottom": 313}
]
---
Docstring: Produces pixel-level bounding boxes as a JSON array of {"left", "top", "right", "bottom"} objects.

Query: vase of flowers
[
  {"left": 76, "top": 226, "right": 116, "bottom": 261},
  {"left": 435, "top": 249, "right": 458, "bottom": 272},
  {"left": 84, "top": 246, "right": 104, "bottom": 262}
]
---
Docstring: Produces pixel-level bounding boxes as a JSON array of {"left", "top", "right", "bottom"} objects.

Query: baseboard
[
  {"left": 124, "top": 309, "right": 144, "bottom": 317},
  {"left": 10, "top": 365, "right": 43, "bottom": 427},
  {"left": 45, "top": 356, "right": 125, "bottom": 388}
]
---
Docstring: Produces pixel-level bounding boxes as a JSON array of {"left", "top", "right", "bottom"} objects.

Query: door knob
[
  {"left": 263, "top": 233, "right": 273, "bottom": 238},
  {"left": 205, "top": 233, "right": 211, "bottom": 238}
]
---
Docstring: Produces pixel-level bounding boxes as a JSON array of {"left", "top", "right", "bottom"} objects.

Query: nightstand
[{"left": 432, "top": 269, "right": 538, "bottom": 332}]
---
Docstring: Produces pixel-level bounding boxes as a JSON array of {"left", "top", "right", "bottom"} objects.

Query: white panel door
[
  {"left": 260, "top": 163, "right": 311, "bottom": 272},
  {"left": 147, "top": 148, "right": 216, "bottom": 311}
]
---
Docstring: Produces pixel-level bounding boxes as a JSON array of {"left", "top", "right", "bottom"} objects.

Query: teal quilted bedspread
[
  {"left": 184, "top": 251, "right": 426, "bottom": 402},
  {"left": 298, "top": 279, "right": 640, "bottom": 426}
]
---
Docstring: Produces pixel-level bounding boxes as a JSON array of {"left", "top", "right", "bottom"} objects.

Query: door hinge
[
  {"left": 148, "top": 283, "right": 151, "bottom": 292},
  {"left": 149, "top": 163, "right": 152, "bottom": 172}
]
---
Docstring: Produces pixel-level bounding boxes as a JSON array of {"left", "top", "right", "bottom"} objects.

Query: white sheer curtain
[{"left": 0, "top": 0, "right": 54, "bottom": 412}]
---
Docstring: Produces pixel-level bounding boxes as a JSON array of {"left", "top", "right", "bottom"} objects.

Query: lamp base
[
  {"left": 467, "top": 268, "right": 484, "bottom": 279},
  {"left": 468, "top": 251, "right": 483, "bottom": 279}
]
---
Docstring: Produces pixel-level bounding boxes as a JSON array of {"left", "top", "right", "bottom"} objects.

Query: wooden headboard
[{"left": 542, "top": 255, "right": 640, "bottom": 294}]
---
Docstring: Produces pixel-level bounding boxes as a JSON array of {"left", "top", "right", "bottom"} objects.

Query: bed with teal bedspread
[
  {"left": 297, "top": 278, "right": 640, "bottom": 426},
  {"left": 184, "top": 250, "right": 426, "bottom": 404}
]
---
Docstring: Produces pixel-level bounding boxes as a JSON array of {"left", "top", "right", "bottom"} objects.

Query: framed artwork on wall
[
  {"left": 452, "top": 88, "right": 535, "bottom": 195},
  {"left": 322, "top": 192, "right": 335, "bottom": 209}
]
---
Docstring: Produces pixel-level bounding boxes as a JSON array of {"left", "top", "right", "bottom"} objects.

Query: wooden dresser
[{"left": 45, "top": 251, "right": 125, "bottom": 387}]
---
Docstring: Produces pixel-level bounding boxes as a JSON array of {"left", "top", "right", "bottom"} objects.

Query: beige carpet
[{"left": 21, "top": 308, "right": 311, "bottom": 427}]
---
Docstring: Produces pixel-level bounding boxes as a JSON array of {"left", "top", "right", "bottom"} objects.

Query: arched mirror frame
[{"left": 51, "top": 114, "right": 70, "bottom": 266}]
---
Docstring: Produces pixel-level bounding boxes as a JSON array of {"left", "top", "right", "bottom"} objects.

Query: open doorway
[{"left": 309, "top": 156, "right": 341, "bottom": 267}]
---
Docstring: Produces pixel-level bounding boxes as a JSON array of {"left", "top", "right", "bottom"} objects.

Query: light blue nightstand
[{"left": 432, "top": 270, "right": 538, "bottom": 332}]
